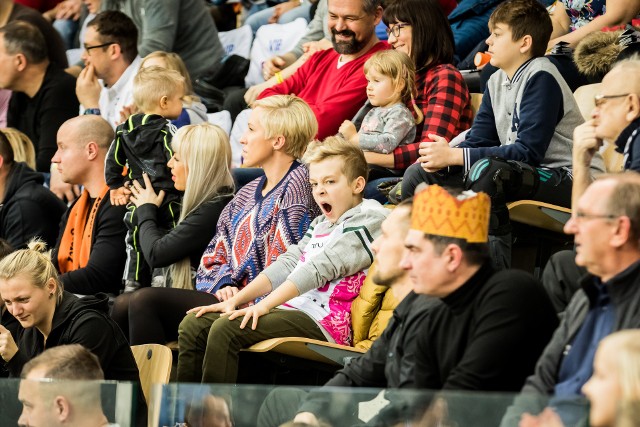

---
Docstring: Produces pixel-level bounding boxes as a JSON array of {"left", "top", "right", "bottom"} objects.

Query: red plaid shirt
[{"left": 392, "top": 64, "right": 473, "bottom": 170}]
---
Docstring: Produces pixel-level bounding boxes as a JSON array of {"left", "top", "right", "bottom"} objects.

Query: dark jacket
[
  {"left": 136, "top": 193, "right": 233, "bottom": 271},
  {"left": 0, "top": 162, "right": 66, "bottom": 249},
  {"left": 7, "top": 65, "right": 79, "bottom": 172},
  {"left": 4, "top": 292, "right": 147, "bottom": 425},
  {"left": 106, "top": 113, "right": 177, "bottom": 193},
  {"left": 448, "top": 0, "right": 504, "bottom": 62},
  {"left": 5, "top": 292, "right": 138, "bottom": 379},
  {"left": 615, "top": 117, "right": 640, "bottom": 172},
  {"left": 501, "top": 261, "right": 640, "bottom": 426},
  {"left": 52, "top": 196, "right": 127, "bottom": 295},
  {"left": 298, "top": 291, "right": 438, "bottom": 425},
  {"left": 414, "top": 263, "right": 558, "bottom": 393}
]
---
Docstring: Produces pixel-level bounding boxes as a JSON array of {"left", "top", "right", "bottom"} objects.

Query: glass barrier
[
  {"left": 0, "top": 378, "right": 593, "bottom": 427},
  {"left": 149, "top": 384, "right": 590, "bottom": 427},
  {"left": 0, "top": 378, "right": 137, "bottom": 427}
]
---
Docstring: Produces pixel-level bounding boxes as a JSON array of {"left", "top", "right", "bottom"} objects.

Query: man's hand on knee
[{"left": 293, "top": 412, "right": 321, "bottom": 426}]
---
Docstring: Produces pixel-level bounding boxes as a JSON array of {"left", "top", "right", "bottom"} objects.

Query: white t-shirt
[{"left": 98, "top": 56, "right": 142, "bottom": 129}]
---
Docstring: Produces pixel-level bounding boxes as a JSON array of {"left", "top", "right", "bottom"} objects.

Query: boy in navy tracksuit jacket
[{"left": 401, "top": 0, "right": 604, "bottom": 269}]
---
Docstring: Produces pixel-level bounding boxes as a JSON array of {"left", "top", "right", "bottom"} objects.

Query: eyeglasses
[
  {"left": 594, "top": 93, "right": 630, "bottom": 107},
  {"left": 574, "top": 211, "right": 619, "bottom": 222},
  {"left": 386, "top": 23, "right": 410, "bottom": 38},
  {"left": 83, "top": 42, "right": 115, "bottom": 53}
]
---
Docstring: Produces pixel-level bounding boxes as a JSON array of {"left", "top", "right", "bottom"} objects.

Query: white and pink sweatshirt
[{"left": 261, "top": 199, "right": 388, "bottom": 345}]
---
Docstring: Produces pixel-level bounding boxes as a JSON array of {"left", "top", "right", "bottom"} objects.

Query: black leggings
[{"left": 111, "top": 287, "right": 219, "bottom": 345}]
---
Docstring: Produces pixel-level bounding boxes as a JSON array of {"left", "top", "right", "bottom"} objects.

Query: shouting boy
[{"left": 177, "top": 136, "right": 389, "bottom": 384}]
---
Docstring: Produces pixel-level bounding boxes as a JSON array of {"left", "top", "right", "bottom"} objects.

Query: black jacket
[
  {"left": 0, "top": 162, "right": 66, "bottom": 249},
  {"left": 414, "top": 263, "right": 558, "bottom": 391},
  {"left": 615, "top": 117, "right": 640, "bottom": 172},
  {"left": 106, "top": 113, "right": 177, "bottom": 193},
  {"left": 7, "top": 65, "right": 79, "bottom": 172},
  {"left": 136, "top": 193, "right": 233, "bottom": 271},
  {"left": 5, "top": 292, "right": 138, "bottom": 380},
  {"left": 52, "top": 196, "right": 127, "bottom": 295},
  {"left": 297, "top": 292, "right": 438, "bottom": 425}
]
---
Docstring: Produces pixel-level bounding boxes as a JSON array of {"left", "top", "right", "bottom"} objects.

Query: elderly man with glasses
[
  {"left": 541, "top": 58, "right": 640, "bottom": 315},
  {"left": 572, "top": 58, "right": 640, "bottom": 202},
  {"left": 502, "top": 172, "right": 640, "bottom": 426}
]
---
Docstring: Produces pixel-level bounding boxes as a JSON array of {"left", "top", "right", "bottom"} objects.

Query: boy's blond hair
[
  {"left": 251, "top": 95, "right": 318, "bottom": 159},
  {"left": 133, "top": 66, "right": 185, "bottom": 113},
  {"left": 303, "top": 135, "right": 369, "bottom": 183},
  {"left": 141, "top": 51, "right": 198, "bottom": 105}
]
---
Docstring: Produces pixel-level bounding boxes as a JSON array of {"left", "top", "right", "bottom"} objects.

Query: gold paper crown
[{"left": 411, "top": 185, "right": 490, "bottom": 243}]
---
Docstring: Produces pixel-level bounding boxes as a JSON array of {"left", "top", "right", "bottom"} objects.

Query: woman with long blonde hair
[{"left": 110, "top": 123, "right": 234, "bottom": 344}]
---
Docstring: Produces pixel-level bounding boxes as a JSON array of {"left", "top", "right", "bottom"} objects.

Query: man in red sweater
[{"left": 257, "top": 0, "right": 387, "bottom": 139}]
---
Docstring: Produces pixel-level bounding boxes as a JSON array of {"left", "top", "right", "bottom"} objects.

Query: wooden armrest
[
  {"left": 507, "top": 200, "right": 571, "bottom": 233},
  {"left": 244, "top": 337, "right": 366, "bottom": 366}
]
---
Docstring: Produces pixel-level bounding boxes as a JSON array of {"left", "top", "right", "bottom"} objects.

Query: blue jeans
[
  {"left": 244, "top": 2, "right": 311, "bottom": 34},
  {"left": 53, "top": 18, "right": 79, "bottom": 51}
]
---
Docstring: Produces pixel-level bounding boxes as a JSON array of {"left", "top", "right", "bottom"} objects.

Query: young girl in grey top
[{"left": 339, "top": 50, "right": 424, "bottom": 154}]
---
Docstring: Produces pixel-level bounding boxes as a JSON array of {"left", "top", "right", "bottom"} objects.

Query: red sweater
[
  {"left": 15, "top": 0, "right": 61, "bottom": 12},
  {"left": 259, "top": 42, "right": 388, "bottom": 140}
]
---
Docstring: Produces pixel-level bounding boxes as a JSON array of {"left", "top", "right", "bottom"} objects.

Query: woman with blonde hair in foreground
[
  {"left": 0, "top": 240, "right": 146, "bottom": 424},
  {"left": 520, "top": 329, "right": 640, "bottom": 427}
]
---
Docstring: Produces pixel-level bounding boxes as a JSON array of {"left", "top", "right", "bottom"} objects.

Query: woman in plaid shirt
[{"left": 363, "top": 0, "right": 473, "bottom": 200}]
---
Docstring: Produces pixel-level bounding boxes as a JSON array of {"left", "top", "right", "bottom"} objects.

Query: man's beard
[
  {"left": 372, "top": 268, "right": 404, "bottom": 287},
  {"left": 331, "top": 28, "right": 367, "bottom": 54}
]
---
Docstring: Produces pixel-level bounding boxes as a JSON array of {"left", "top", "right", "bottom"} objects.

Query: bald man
[
  {"left": 541, "top": 59, "right": 640, "bottom": 313},
  {"left": 50, "top": 115, "right": 127, "bottom": 296},
  {"left": 572, "top": 58, "right": 640, "bottom": 203}
]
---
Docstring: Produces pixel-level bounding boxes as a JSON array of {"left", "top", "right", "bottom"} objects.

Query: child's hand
[
  {"left": 188, "top": 299, "right": 237, "bottom": 318},
  {"left": 129, "top": 173, "right": 165, "bottom": 208},
  {"left": 339, "top": 120, "right": 358, "bottom": 143},
  {"left": 110, "top": 187, "right": 131, "bottom": 206},
  {"left": 118, "top": 104, "right": 138, "bottom": 126},
  {"left": 215, "top": 286, "right": 239, "bottom": 302},
  {"left": 417, "top": 134, "right": 453, "bottom": 172},
  {"left": 226, "top": 301, "right": 270, "bottom": 330}
]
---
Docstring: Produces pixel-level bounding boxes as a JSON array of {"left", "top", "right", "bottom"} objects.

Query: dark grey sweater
[{"left": 102, "top": 0, "right": 224, "bottom": 79}]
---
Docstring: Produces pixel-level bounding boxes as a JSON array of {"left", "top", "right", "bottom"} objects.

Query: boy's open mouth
[{"left": 322, "top": 203, "right": 333, "bottom": 214}]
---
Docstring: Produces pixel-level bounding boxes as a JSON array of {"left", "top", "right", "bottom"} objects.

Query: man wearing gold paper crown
[{"left": 402, "top": 185, "right": 558, "bottom": 397}]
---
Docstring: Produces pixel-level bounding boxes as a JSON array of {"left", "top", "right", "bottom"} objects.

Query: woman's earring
[{"left": 49, "top": 293, "right": 54, "bottom": 299}]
